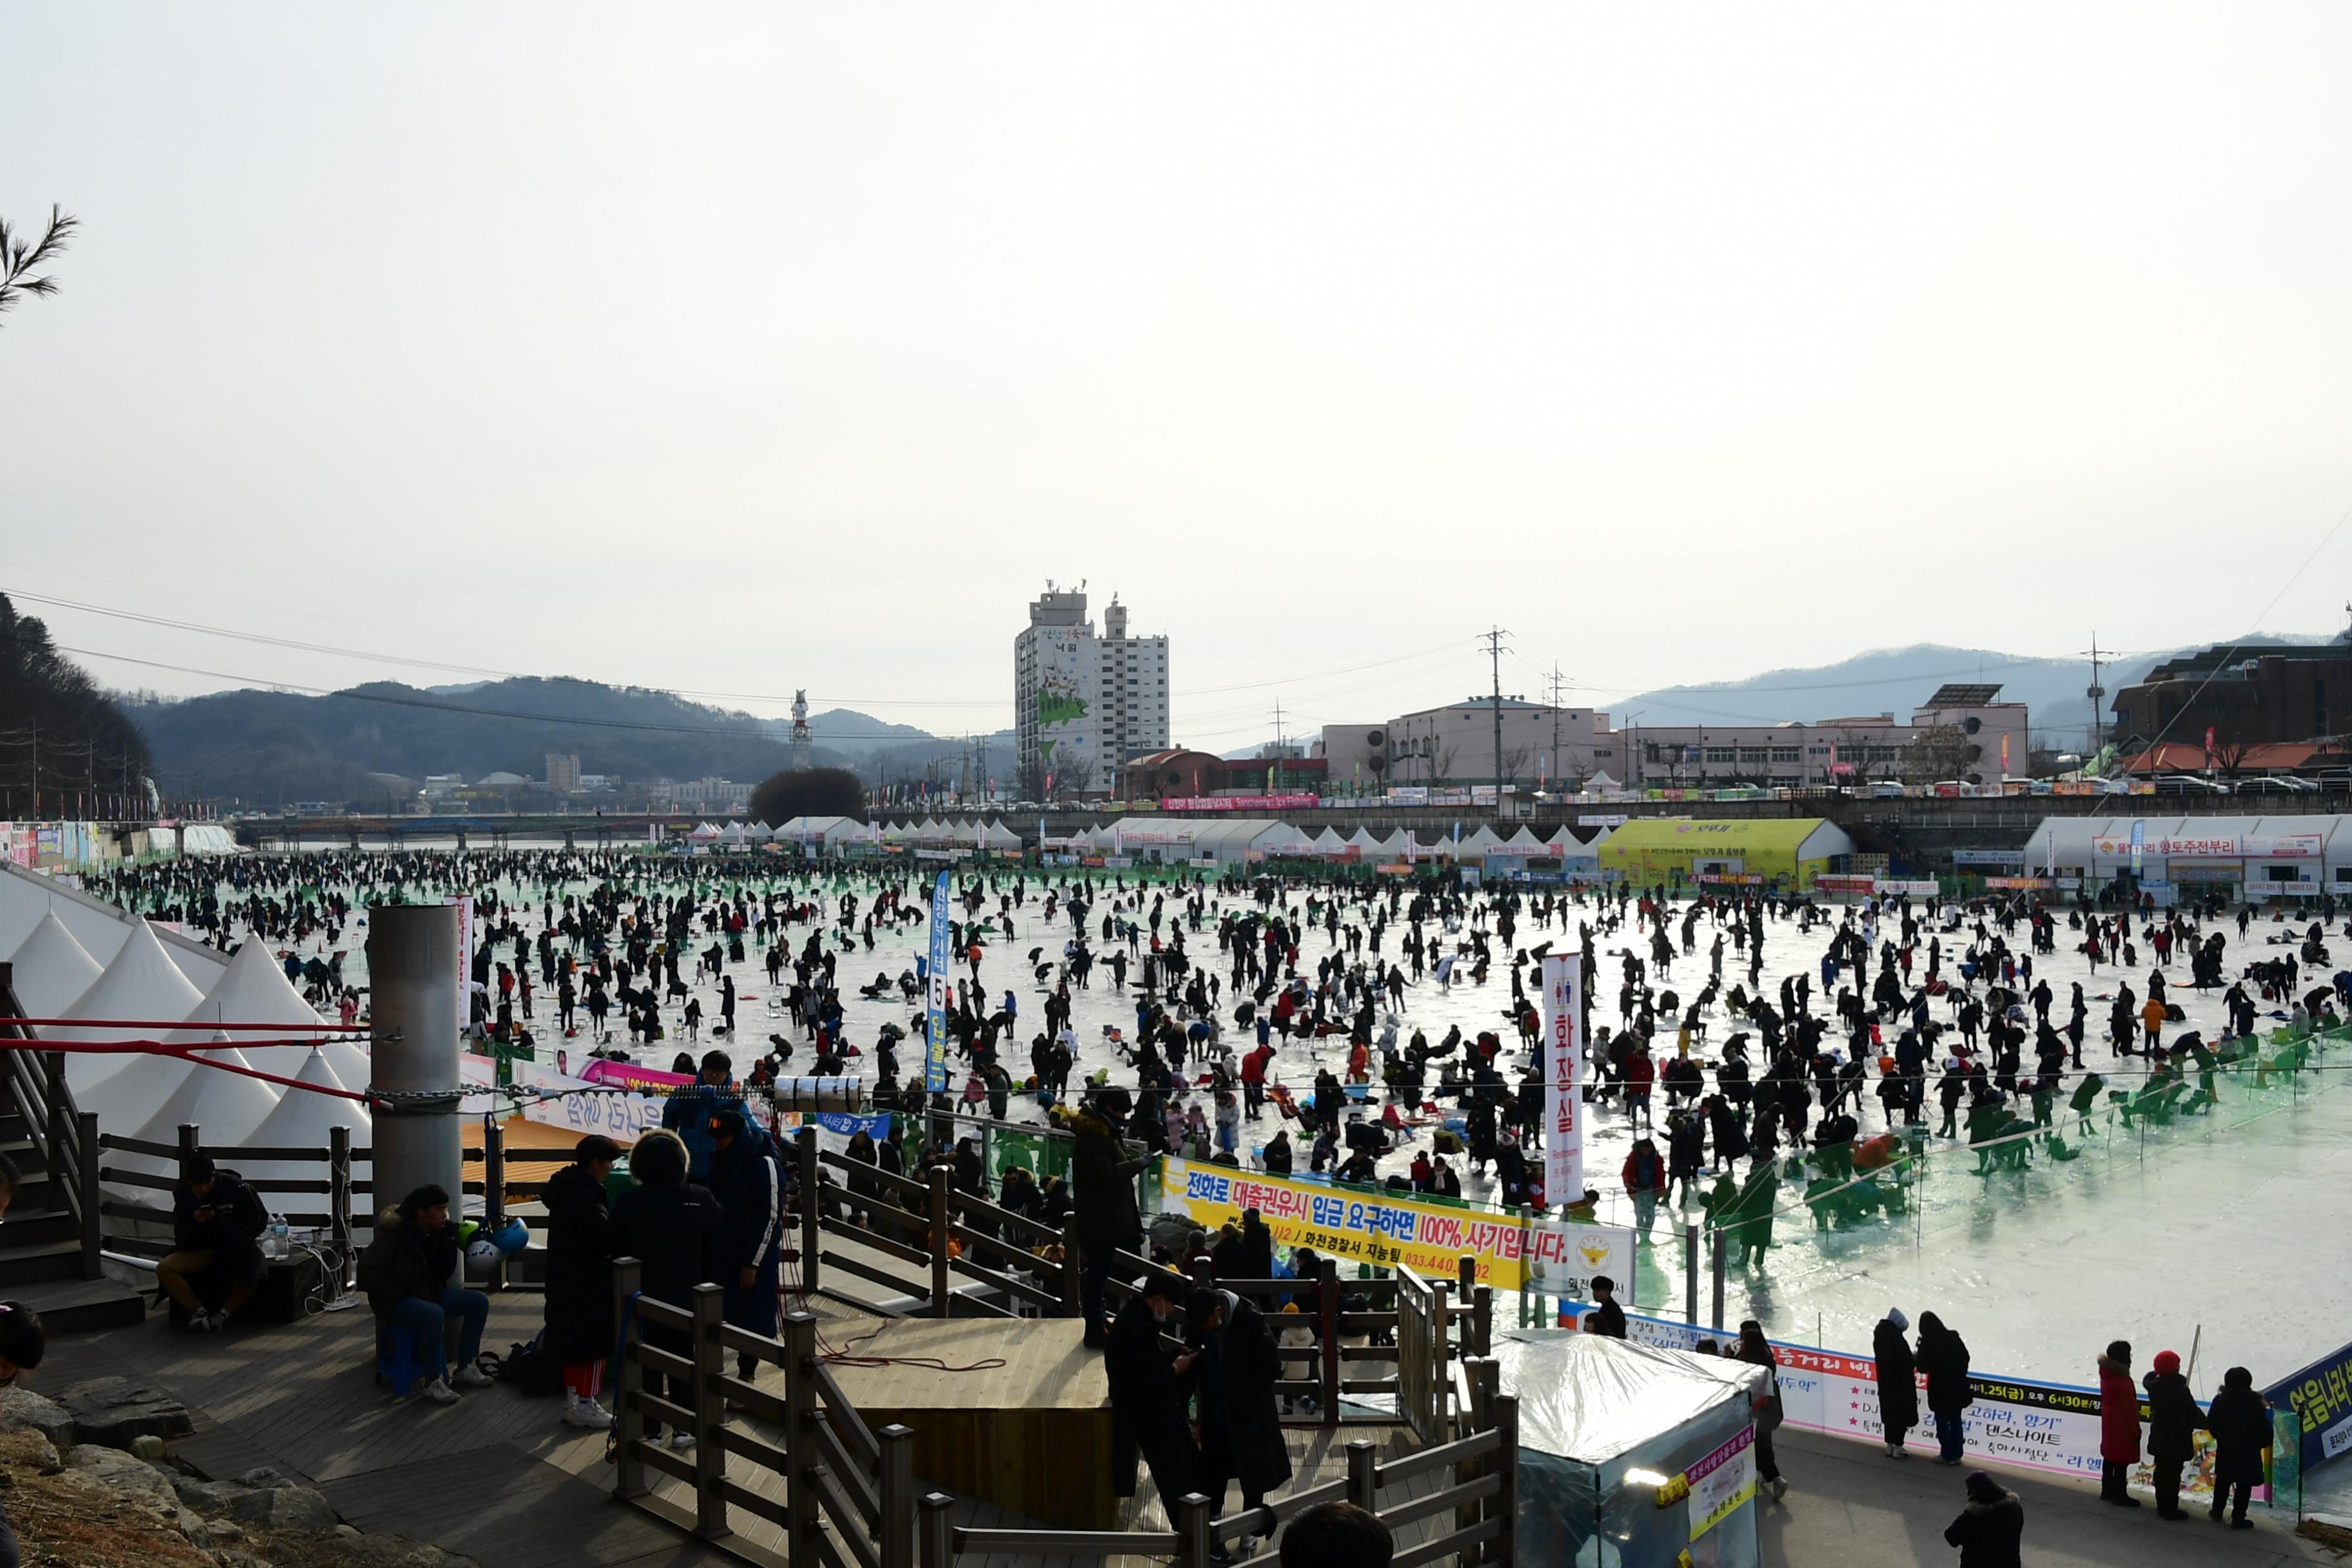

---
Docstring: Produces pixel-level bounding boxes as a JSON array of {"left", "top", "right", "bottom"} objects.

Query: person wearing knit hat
[
  {"left": 2094, "top": 1340, "right": 2142, "bottom": 1506},
  {"left": 2205, "top": 1367, "right": 2271, "bottom": 1529},
  {"left": 1874, "top": 1309, "right": 1917, "bottom": 1458},
  {"left": 2142, "top": 1349, "right": 2206, "bottom": 1521},
  {"left": 1942, "top": 1470, "right": 2024, "bottom": 1567}
]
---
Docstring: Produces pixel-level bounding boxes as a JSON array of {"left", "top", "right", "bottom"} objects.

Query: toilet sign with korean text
[{"left": 1541, "top": 956, "right": 1582, "bottom": 1203}]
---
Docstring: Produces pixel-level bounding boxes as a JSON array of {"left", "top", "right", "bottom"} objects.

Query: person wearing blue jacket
[
  {"left": 663, "top": 1050, "right": 747, "bottom": 1182},
  {"left": 708, "top": 1108, "right": 785, "bottom": 1380}
]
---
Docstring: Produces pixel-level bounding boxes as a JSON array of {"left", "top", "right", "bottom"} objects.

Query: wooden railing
[
  {"left": 1104, "top": 1255, "right": 1492, "bottom": 1431},
  {"left": 0, "top": 967, "right": 103, "bottom": 1280},
  {"left": 610, "top": 1255, "right": 1519, "bottom": 1568},
  {"left": 94, "top": 1122, "right": 364, "bottom": 1264},
  {"left": 796, "top": 1128, "right": 1080, "bottom": 1322},
  {"left": 612, "top": 1259, "right": 926, "bottom": 1567},
  {"left": 934, "top": 1358, "right": 1520, "bottom": 1568}
]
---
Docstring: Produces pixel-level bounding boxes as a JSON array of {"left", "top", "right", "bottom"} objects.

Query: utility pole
[
  {"left": 1482, "top": 627, "right": 1509, "bottom": 789},
  {"left": 1546, "top": 662, "right": 1568, "bottom": 789},
  {"left": 2081, "top": 636, "right": 2106, "bottom": 758}
]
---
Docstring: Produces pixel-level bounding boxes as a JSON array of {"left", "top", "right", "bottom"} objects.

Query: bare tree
[
  {"left": 2207, "top": 729, "right": 2249, "bottom": 779},
  {"left": 0, "top": 206, "right": 77, "bottom": 324},
  {"left": 1899, "top": 725, "right": 1974, "bottom": 785}
]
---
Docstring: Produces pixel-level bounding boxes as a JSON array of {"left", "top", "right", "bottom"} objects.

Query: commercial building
[
  {"left": 2110, "top": 640, "right": 2352, "bottom": 752},
  {"left": 1620, "top": 685, "right": 2029, "bottom": 788},
  {"left": 1322, "top": 701, "right": 1619, "bottom": 791},
  {"left": 2019, "top": 814, "right": 2352, "bottom": 903},
  {"left": 1122, "top": 749, "right": 1228, "bottom": 800},
  {"left": 1597, "top": 818, "right": 1854, "bottom": 890},
  {"left": 1014, "top": 585, "right": 1170, "bottom": 798}
]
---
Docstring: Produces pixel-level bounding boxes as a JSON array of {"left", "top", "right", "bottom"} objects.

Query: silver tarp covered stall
[{"left": 1493, "top": 1331, "right": 1768, "bottom": 1567}]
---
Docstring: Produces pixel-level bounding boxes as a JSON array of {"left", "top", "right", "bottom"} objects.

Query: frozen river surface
[{"left": 144, "top": 854, "right": 2352, "bottom": 1391}]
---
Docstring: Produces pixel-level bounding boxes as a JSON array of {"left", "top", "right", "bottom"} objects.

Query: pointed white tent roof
[
  {"left": 1364, "top": 829, "right": 1411, "bottom": 858},
  {"left": 1585, "top": 770, "right": 1622, "bottom": 792},
  {"left": 1345, "top": 827, "right": 1382, "bottom": 849},
  {"left": 1310, "top": 827, "right": 1348, "bottom": 852},
  {"left": 105, "top": 1041, "right": 284, "bottom": 1193},
  {"left": 235, "top": 1047, "right": 371, "bottom": 1193},
  {"left": 55, "top": 920, "right": 211, "bottom": 1099},
  {"left": 176, "top": 940, "right": 370, "bottom": 1088},
  {"left": 6, "top": 910, "right": 105, "bottom": 1021},
  {"left": 87, "top": 1033, "right": 275, "bottom": 1155}
]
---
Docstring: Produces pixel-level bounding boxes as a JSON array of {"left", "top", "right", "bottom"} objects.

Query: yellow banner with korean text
[{"left": 1161, "top": 1157, "right": 1542, "bottom": 1289}]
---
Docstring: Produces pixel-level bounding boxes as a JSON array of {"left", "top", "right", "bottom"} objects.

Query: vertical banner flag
[
  {"left": 1541, "top": 955, "right": 1582, "bottom": 1204},
  {"left": 2205, "top": 726, "right": 2217, "bottom": 772},
  {"left": 923, "top": 870, "right": 954, "bottom": 1093},
  {"left": 2000, "top": 733, "right": 2010, "bottom": 775},
  {"left": 2129, "top": 819, "right": 2145, "bottom": 879},
  {"left": 449, "top": 896, "right": 473, "bottom": 1028}
]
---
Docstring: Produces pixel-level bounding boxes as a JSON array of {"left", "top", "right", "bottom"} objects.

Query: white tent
[
  {"left": 6, "top": 910, "right": 105, "bottom": 1020},
  {"left": 235, "top": 1047, "right": 372, "bottom": 1212},
  {"left": 1309, "top": 827, "right": 1348, "bottom": 855},
  {"left": 54, "top": 920, "right": 213, "bottom": 1101},
  {"left": 107, "top": 1041, "right": 283, "bottom": 1198},
  {"left": 975, "top": 819, "right": 1022, "bottom": 850},
  {"left": 0, "top": 863, "right": 226, "bottom": 988},
  {"left": 1584, "top": 771, "right": 1622, "bottom": 792},
  {"left": 1459, "top": 825, "right": 1504, "bottom": 858},
  {"left": 178, "top": 939, "right": 368, "bottom": 1090}
]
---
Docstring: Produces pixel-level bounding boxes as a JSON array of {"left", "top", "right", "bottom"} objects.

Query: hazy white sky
[{"left": 6, "top": 5, "right": 2352, "bottom": 749}]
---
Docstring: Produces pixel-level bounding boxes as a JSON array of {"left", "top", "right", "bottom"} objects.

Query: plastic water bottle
[{"left": 270, "top": 1219, "right": 289, "bottom": 1259}]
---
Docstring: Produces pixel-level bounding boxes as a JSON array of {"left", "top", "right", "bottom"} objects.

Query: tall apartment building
[
  {"left": 1014, "top": 585, "right": 1170, "bottom": 798},
  {"left": 545, "top": 752, "right": 582, "bottom": 792}
]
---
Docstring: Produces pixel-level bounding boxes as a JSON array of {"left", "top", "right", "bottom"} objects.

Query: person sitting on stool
[
  {"left": 357, "top": 1183, "right": 492, "bottom": 1406},
  {"left": 156, "top": 1155, "right": 270, "bottom": 1332}
]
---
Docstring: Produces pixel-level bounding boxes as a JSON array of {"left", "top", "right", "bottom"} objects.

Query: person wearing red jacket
[
  {"left": 1623, "top": 1043, "right": 1657, "bottom": 1128},
  {"left": 1240, "top": 1043, "right": 1274, "bottom": 1120},
  {"left": 2095, "top": 1340, "right": 2143, "bottom": 1507}
]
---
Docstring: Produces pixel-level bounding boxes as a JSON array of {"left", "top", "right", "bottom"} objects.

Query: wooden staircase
[{"left": 0, "top": 963, "right": 152, "bottom": 1333}]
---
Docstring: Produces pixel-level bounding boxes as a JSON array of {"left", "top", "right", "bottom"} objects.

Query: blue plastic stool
[{"left": 375, "top": 1327, "right": 429, "bottom": 1396}]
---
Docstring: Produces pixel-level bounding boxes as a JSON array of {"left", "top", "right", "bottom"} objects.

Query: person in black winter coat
[
  {"left": 1073, "top": 1095, "right": 1146, "bottom": 1347},
  {"left": 1104, "top": 1273, "right": 1201, "bottom": 1520},
  {"left": 1874, "top": 1308, "right": 1919, "bottom": 1458},
  {"left": 1915, "top": 1312, "right": 1972, "bottom": 1464},
  {"left": 1941, "top": 1470, "right": 2023, "bottom": 1568},
  {"left": 1186, "top": 1286, "right": 1295, "bottom": 1533},
  {"left": 708, "top": 1111, "right": 785, "bottom": 1379},
  {"left": 156, "top": 1154, "right": 271, "bottom": 1331},
  {"left": 2204, "top": 1366, "right": 2271, "bottom": 1529},
  {"left": 611, "top": 1130, "right": 721, "bottom": 1446},
  {"left": 2141, "top": 1349, "right": 2206, "bottom": 1520},
  {"left": 1211, "top": 1210, "right": 1275, "bottom": 1282},
  {"left": 357, "top": 1183, "right": 491, "bottom": 1405},
  {"left": 541, "top": 1135, "right": 620, "bottom": 1429}
]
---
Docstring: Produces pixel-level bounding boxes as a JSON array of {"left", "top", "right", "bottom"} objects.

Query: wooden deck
[
  {"left": 31, "top": 1288, "right": 1439, "bottom": 1568},
  {"left": 34, "top": 1294, "right": 733, "bottom": 1567}
]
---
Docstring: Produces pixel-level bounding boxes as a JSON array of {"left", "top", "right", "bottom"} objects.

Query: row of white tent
[
  {"left": 1, "top": 863, "right": 369, "bottom": 1199},
  {"left": 770, "top": 816, "right": 1025, "bottom": 850},
  {"left": 1056, "top": 817, "right": 1612, "bottom": 867}
]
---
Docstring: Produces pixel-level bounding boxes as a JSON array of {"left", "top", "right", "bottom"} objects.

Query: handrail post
[
  {"left": 877, "top": 1423, "right": 916, "bottom": 1568},
  {"left": 1345, "top": 1439, "right": 1378, "bottom": 1511},
  {"left": 690, "top": 1282, "right": 729, "bottom": 1538},
  {"left": 1174, "top": 1493, "right": 1214, "bottom": 1568},
  {"left": 1059, "top": 1217, "right": 1080, "bottom": 1317},
  {"left": 1684, "top": 1222, "right": 1700, "bottom": 1325},
  {"left": 76, "top": 1112, "right": 99, "bottom": 1278},
  {"left": 1493, "top": 1393, "right": 1520, "bottom": 1565},
  {"left": 613, "top": 1257, "right": 647, "bottom": 1499},
  {"left": 928, "top": 1164, "right": 952, "bottom": 1317},
  {"left": 482, "top": 1119, "right": 506, "bottom": 1291},
  {"left": 177, "top": 1122, "right": 201, "bottom": 1170},
  {"left": 917, "top": 1491, "right": 956, "bottom": 1568},
  {"left": 1318, "top": 1257, "right": 1341, "bottom": 1426},
  {"left": 329, "top": 1124, "right": 353, "bottom": 1281},
  {"left": 783, "top": 1311, "right": 820, "bottom": 1560},
  {"left": 1473, "top": 1284, "right": 1493, "bottom": 1361},
  {"left": 797, "top": 1126, "right": 821, "bottom": 1298},
  {"left": 43, "top": 1052, "right": 67, "bottom": 1195}
]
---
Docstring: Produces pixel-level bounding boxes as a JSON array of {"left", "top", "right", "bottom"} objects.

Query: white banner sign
[
  {"left": 1525, "top": 1218, "right": 1634, "bottom": 1306},
  {"left": 513, "top": 1060, "right": 665, "bottom": 1141},
  {"left": 1540, "top": 955, "right": 1583, "bottom": 1205}
]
